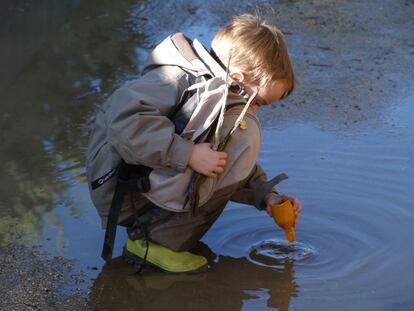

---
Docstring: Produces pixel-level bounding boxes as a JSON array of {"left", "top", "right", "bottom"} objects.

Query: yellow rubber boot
[{"left": 123, "top": 239, "right": 208, "bottom": 273}]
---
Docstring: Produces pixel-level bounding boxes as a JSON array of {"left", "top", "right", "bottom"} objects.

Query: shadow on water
[
  {"left": 88, "top": 242, "right": 298, "bottom": 311},
  {"left": 0, "top": 0, "right": 143, "bottom": 246}
]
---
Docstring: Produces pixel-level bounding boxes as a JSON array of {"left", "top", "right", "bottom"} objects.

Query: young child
[{"left": 86, "top": 14, "right": 302, "bottom": 273}]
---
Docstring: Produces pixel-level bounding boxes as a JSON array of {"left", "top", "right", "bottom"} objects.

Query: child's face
[
  {"left": 245, "top": 80, "right": 289, "bottom": 108},
  {"left": 229, "top": 70, "right": 289, "bottom": 107}
]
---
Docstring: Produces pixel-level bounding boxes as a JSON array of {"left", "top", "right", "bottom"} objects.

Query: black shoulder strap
[{"left": 101, "top": 161, "right": 151, "bottom": 262}]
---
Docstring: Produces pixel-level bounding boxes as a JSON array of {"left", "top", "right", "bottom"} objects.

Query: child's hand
[
  {"left": 265, "top": 193, "right": 303, "bottom": 226},
  {"left": 188, "top": 143, "right": 227, "bottom": 178}
]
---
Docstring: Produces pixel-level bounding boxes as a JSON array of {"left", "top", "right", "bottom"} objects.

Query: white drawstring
[
  {"left": 212, "top": 55, "right": 232, "bottom": 150},
  {"left": 229, "top": 88, "right": 259, "bottom": 137}
]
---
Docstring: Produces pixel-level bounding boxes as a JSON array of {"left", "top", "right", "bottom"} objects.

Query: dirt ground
[{"left": 0, "top": 244, "right": 88, "bottom": 310}]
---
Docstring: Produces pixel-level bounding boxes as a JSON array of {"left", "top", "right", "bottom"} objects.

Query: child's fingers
[
  {"left": 215, "top": 166, "right": 224, "bottom": 173},
  {"left": 217, "top": 151, "right": 228, "bottom": 159},
  {"left": 285, "top": 196, "right": 302, "bottom": 215},
  {"left": 293, "top": 199, "right": 302, "bottom": 215}
]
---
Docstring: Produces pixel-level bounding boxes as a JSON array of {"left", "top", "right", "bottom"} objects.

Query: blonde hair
[{"left": 212, "top": 14, "right": 295, "bottom": 97}]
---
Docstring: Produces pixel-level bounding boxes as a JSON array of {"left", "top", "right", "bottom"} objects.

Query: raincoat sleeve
[
  {"left": 105, "top": 66, "right": 194, "bottom": 172},
  {"left": 230, "top": 163, "right": 278, "bottom": 210}
]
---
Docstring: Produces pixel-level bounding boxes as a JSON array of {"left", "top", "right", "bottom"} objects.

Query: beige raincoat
[{"left": 86, "top": 33, "right": 275, "bottom": 230}]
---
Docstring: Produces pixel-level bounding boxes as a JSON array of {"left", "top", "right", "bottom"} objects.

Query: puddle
[{"left": 1, "top": 0, "right": 414, "bottom": 310}]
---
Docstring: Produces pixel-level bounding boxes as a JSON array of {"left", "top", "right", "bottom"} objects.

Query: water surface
[{"left": 1, "top": 0, "right": 413, "bottom": 310}]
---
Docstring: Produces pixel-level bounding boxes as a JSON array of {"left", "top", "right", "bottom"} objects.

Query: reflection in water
[
  {"left": 88, "top": 243, "right": 298, "bottom": 311},
  {"left": 0, "top": 0, "right": 142, "bottom": 246},
  {"left": 0, "top": 0, "right": 81, "bottom": 93}
]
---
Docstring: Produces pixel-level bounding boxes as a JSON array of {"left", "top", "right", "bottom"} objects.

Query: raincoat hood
[{"left": 142, "top": 33, "right": 227, "bottom": 79}]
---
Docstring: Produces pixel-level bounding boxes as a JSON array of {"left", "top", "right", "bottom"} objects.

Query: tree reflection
[{"left": 0, "top": 0, "right": 143, "bottom": 246}]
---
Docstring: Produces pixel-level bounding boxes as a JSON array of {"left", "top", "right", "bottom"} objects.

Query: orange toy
[{"left": 270, "top": 200, "right": 296, "bottom": 243}]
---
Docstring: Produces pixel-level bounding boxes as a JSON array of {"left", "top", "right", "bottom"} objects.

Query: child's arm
[
  {"left": 104, "top": 66, "right": 221, "bottom": 175},
  {"left": 105, "top": 66, "right": 191, "bottom": 172},
  {"left": 230, "top": 164, "right": 302, "bottom": 223},
  {"left": 230, "top": 163, "right": 272, "bottom": 209}
]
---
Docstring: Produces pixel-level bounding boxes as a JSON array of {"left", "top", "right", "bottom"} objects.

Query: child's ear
[{"left": 230, "top": 70, "right": 247, "bottom": 83}]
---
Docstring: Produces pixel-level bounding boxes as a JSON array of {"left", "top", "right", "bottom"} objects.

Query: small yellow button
[{"left": 239, "top": 119, "right": 248, "bottom": 130}]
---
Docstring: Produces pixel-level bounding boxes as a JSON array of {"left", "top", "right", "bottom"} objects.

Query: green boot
[{"left": 122, "top": 239, "right": 208, "bottom": 273}]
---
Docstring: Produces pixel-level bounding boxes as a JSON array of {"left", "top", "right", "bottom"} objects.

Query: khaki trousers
[{"left": 121, "top": 183, "right": 239, "bottom": 252}]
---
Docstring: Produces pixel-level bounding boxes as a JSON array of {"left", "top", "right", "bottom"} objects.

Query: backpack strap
[
  {"left": 167, "top": 33, "right": 215, "bottom": 133},
  {"left": 171, "top": 33, "right": 198, "bottom": 62},
  {"left": 101, "top": 161, "right": 152, "bottom": 262},
  {"left": 171, "top": 33, "right": 219, "bottom": 80}
]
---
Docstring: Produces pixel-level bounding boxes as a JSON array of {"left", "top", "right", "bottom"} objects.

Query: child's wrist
[{"left": 265, "top": 190, "right": 283, "bottom": 205}]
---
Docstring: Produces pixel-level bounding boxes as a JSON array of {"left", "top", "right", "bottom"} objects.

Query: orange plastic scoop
[{"left": 270, "top": 200, "right": 296, "bottom": 243}]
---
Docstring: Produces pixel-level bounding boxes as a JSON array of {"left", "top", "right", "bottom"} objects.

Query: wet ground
[{"left": 1, "top": 0, "right": 413, "bottom": 310}]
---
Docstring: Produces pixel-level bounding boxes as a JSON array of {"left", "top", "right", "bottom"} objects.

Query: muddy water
[
  {"left": 86, "top": 102, "right": 414, "bottom": 311},
  {"left": 1, "top": 0, "right": 414, "bottom": 310}
]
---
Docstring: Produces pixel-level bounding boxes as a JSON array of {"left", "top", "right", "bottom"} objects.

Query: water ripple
[{"left": 248, "top": 239, "right": 317, "bottom": 269}]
